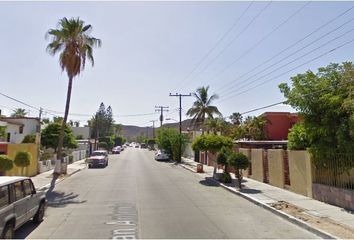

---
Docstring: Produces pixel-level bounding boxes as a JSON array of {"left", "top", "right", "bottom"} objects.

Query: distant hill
[{"left": 122, "top": 119, "right": 198, "bottom": 141}]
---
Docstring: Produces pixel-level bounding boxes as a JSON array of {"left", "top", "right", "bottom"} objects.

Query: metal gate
[
  {"left": 263, "top": 150, "right": 269, "bottom": 183},
  {"left": 283, "top": 150, "right": 291, "bottom": 186}
]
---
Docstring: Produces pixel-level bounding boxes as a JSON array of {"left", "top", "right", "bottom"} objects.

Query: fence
[
  {"left": 39, "top": 150, "right": 87, "bottom": 173},
  {"left": 312, "top": 153, "right": 354, "bottom": 190}
]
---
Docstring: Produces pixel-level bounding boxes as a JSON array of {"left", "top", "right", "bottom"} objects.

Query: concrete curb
[
  {"left": 179, "top": 163, "right": 338, "bottom": 239},
  {"left": 37, "top": 167, "right": 85, "bottom": 191}
]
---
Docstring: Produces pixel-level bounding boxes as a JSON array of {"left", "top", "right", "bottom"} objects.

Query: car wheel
[
  {"left": 2, "top": 223, "right": 14, "bottom": 239},
  {"left": 33, "top": 202, "right": 45, "bottom": 223}
]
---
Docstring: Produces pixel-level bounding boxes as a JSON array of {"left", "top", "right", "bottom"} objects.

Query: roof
[
  {"left": 0, "top": 119, "right": 23, "bottom": 126},
  {"left": 0, "top": 176, "right": 29, "bottom": 186}
]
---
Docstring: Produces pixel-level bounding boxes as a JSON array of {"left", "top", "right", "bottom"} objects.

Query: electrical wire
[
  {"left": 220, "top": 27, "right": 354, "bottom": 99},
  {"left": 218, "top": 38, "right": 354, "bottom": 103},
  {"left": 180, "top": 1, "right": 272, "bottom": 92},
  {"left": 171, "top": 1, "right": 255, "bottom": 93},
  {"left": 214, "top": 5, "right": 354, "bottom": 94}
]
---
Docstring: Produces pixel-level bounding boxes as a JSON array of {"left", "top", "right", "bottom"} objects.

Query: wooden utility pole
[{"left": 155, "top": 106, "right": 169, "bottom": 127}]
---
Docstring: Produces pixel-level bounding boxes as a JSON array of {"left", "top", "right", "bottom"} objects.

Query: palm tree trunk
[{"left": 55, "top": 76, "right": 73, "bottom": 175}]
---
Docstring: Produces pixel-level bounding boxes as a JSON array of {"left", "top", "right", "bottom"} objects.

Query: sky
[{"left": 1, "top": 1, "right": 353, "bottom": 127}]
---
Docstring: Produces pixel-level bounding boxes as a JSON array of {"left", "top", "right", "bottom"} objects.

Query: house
[
  {"left": 0, "top": 117, "right": 40, "bottom": 144},
  {"left": 261, "top": 112, "right": 299, "bottom": 140}
]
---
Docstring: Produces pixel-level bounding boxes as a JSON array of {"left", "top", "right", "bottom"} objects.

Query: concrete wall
[
  {"left": 288, "top": 150, "right": 312, "bottom": 197},
  {"left": 6, "top": 143, "right": 38, "bottom": 177},
  {"left": 313, "top": 183, "right": 354, "bottom": 211},
  {"left": 268, "top": 150, "right": 284, "bottom": 188},
  {"left": 251, "top": 149, "right": 263, "bottom": 182},
  {"left": 71, "top": 127, "right": 90, "bottom": 139}
]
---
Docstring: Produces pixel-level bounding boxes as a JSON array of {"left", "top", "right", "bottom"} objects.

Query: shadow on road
[
  {"left": 14, "top": 221, "right": 42, "bottom": 239},
  {"left": 46, "top": 191, "right": 86, "bottom": 208},
  {"left": 199, "top": 177, "right": 220, "bottom": 187}
]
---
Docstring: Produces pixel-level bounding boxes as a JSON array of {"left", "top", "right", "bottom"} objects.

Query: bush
[
  {"left": 22, "top": 134, "right": 36, "bottom": 143},
  {"left": 98, "top": 142, "right": 108, "bottom": 150},
  {"left": 228, "top": 152, "right": 249, "bottom": 189},
  {"left": 69, "top": 155, "right": 74, "bottom": 164},
  {"left": 14, "top": 151, "right": 31, "bottom": 176},
  {"left": 288, "top": 123, "right": 310, "bottom": 150},
  {"left": 0, "top": 155, "right": 13, "bottom": 175},
  {"left": 220, "top": 172, "right": 232, "bottom": 183}
]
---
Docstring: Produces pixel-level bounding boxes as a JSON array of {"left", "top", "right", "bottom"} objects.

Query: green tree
[
  {"left": 89, "top": 103, "right": 115, "bottom": 140},
  {"left": 156, "top": 128, "right": 188, "bottom": 162},
  {"left": 99, "top": 136, "right": 114, "bottom": 150},
  {"left": 192, "top": 134, "right": 233, "bottom": 175},
  {"left": 41, "top": 122, "right": 78, "bottom": 152},
  {"left": 230, "top": 112, "right": 243, "bottom": 125},
  {"left": 287, "top": 123, "right": 310, "bottom": 150},
  {"left": 53, "top": 116, "right": 64, "bottom": 123},
  {"left": 0, "top": 155, "right": 13, "bottom": 176},
  {"left": 11, "top": 108, "right": 27, "bottom": 117},
  {"left": 46, "top": 17, "right": 101, "bottom": 174},
  {"left": 228, "top": 152, "right": 249, "bottom": 189},
  {"left": 0, "top": 126, "right": 6, "bottom": 140},
  {"left": 14, "top": 151, "right": 31, "bottom": 176},
  {"left": 279, "top": 62, "right": 354, "bottom": 159},
  {"left": 42, "top": 118, "right": 51, "bottom": 124},
  {"left": 22, "top": 134, "right": 36, "bottom": 143},
  {"left": 98, "top": 142, "right": 108, "bottom": 150},
  {"left": 187, "top": 86, "right": 222, "bottom": 134}
]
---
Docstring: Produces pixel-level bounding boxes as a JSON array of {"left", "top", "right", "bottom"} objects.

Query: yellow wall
[
  {"left": 268, "top": 150, "right": 284, "bottom": 188},
  {"left": 251, "top": 149, "right": 263, "bottom": 182},
  {"left": 6, "top": 144, "right": 38, "bottom": 177},
  {"left": 288, "top": 150, "right": 312, "bottom": 197}
]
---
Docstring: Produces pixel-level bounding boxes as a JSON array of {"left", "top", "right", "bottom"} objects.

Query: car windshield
[{"left": 91, "top": 151, "right": 106, "bottom": 156}]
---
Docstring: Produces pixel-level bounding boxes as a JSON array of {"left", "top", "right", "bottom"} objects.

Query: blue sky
[{"left": 1, "top": 1, "right": 353, "bottom": 127}]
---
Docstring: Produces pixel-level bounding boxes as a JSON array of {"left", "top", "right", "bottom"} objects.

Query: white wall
[
  {"left": 71, "top": 127, "right": 90, "bottom": 139},
  {"left": 4, "top": 118, "right": 40, "bottom": 144}
]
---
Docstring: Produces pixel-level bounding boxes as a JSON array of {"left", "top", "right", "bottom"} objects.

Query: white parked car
[
  {"left": 0, "top": 177, "right": 46, "bottom": 238},
  {"left": 155, "top": 150, "right": 170, "bottom": 161},
  {"left": 88, "top": 150, "right": 109, "bottom": 168}
]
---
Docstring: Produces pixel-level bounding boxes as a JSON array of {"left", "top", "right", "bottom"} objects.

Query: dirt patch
[{"left": 270, "top": 201, "right": 354, "bottom": 239}]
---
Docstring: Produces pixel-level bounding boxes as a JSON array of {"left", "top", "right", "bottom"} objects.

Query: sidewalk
[
  {"left": 181, "top": 157, "right": 354, "bottom": 239},
  {"left": 31, "top": 159, "right": 87, "bottom": 191}
]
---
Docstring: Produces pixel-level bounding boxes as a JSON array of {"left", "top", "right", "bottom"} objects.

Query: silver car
[{"left": 0, "top": 176, "right": 46, "bottom": 239}]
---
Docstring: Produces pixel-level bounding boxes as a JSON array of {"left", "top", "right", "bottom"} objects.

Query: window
[
  {"left": 23, "top": 180, "right": 34, "bottom": 196},
  {"left": 0, "top": 186, "right": 9, "bottom": 208},
  {"left": 14, "top": 181, "right": 25, "bottom": 201},
  {"left": 19, "top": 126, "right": 24, "bottom": 134}
]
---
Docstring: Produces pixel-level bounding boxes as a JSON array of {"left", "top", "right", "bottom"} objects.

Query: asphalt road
[{"left": 17, "top": 148, "right": 318, "bottom": 239}]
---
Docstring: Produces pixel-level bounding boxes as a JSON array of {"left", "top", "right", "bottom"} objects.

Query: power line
[
  {"left": 181, "top": 1, "right": 272, "bottom": 91},
  {"left": 238, "top": 78, "right": 354, "bottom": 115},
  {"left": 220, "top": 27, "right": 354, "bottom": 99},
  {"left": 215, "top": 5, "right": 354, "bottom": 94},
  {"left": 0, "top": 91, "right": 41, "bottom": 111},
  {"left": 171, "top": 1, "right": 254, "bottom": 92},
  {"left": 204, "top": 1, "right": 311, "bottom": 88},
  {"left": 219, "top": 38, "right": 354, "bottom": 103}
]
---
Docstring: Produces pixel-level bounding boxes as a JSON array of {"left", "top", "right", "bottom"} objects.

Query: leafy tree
[
  {"left": 98, "top": 142, "right": 108, "bottom": 150},
  {"left": 11, "top": 108, "right": 27, "bottom": 117},
  {"left": 75, "top": 135, "right": 83, "bottom": 140},
  {"left": 99, "top": 136, "right": 114, "bottom": 150},
  {"left": 46, "top": 17, "right": 101, "bottom": 174},
  {"left": 192, "top": 134, "right": 233, "bottom": 175},
  {"left": 89, "top": 103, "right": 115, "bottom": 140},
  {"left": 14, "top": 151, "right": 31, "bottom": 176},
  {"left": 42, "top": 118, "right": 50, "bottom": 124},
  {"left": 216, "top": 146, "right": 232, "bottom": 173},
  {"left": 228, "top": 152, "right": 249, "bottom": 189},
  {"left": 0, "top": 155, "right": 13, "bottom": 176},
  {"left": 41, "top": 122, "right": 78, "bottom": 152},
  {"left": 22, "top": 134, "right": 36, "bottom": 143},
  {"left": 74, "top": 121, "right": 80, "bottom": 127},
  {"left": 114, "top": 136, "right": 126, "bottom": 146},
  {"left": 0, "top": 126, "right": 6, "bottom": 140},
  {"left": 204, "top": 117, "right": 229, "bottom": 135},
  {"left": 287, "top": 123, "right": 310, "bottom": 150},
  {"left": 279, "top": 62, "right": 354, "bottom": 167},
  {"left": 53, "top": 116, "right": 63, "bottom": 123},
  {"left": 187, "top": 86, "right": 222, "bottom": 134},
  {"left": 230, "top": 112, "right": 243, "bottom": 125},
  {"left": 156, "top": 128, "right": 188, "bottom": 162}
]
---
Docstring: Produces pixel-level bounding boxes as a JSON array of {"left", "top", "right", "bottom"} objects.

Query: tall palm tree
[
  {"left": 11, "top": 108, "right": 27, "bottom": 117},
  {"left": 46, "top": 17, "right": 101, "bottom": 174},
  {"left": 186, "top": 86, "right": 222, "bottom": 134}
]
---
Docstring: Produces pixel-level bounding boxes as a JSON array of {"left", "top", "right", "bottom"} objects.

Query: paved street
[{"left": 17, "top": 148, "right": 318, "bottom": 239}]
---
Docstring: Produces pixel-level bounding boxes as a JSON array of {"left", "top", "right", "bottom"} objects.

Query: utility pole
[
  {"left": 150, "top": 120, "right": 156, "bottom": 138},
  {"left": 155, "top": 106, "right": 169, "bottom": 127},
  {"left": 169, "top": 93, "right": 192, "bottom": 162}
]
